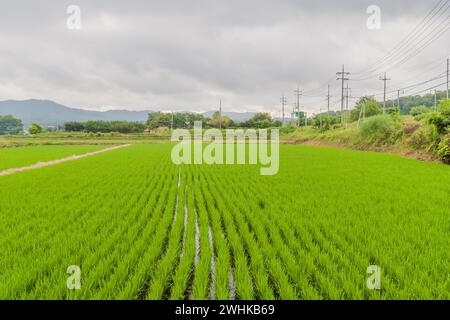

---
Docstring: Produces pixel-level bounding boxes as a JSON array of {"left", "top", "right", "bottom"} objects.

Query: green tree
[
  {"left": 350, "top": 97, "right": 382, "bottom": 122},
  {"left": 312, "top": 114, "right": 332, "bottom": 131},
  {"left": 28, "top": 123, "right": 43, "bottom": 135},
  {"left": 147, "top": 112, "right": 210, "bottom": 129},
  {"left": 64, "top": 121, "right": 145, "bottom": 133},
  {"left": 241, "top": 112, "right": 281, "bottom": 128},
  {"left": 210, "top": 112, "right": 232, "bottom": 128},
  {"left": 147, "top": 112, "right": 172, "bottom": 129},
  {"left": 0, "top": 115, "right": 23, "bottom": 135}
]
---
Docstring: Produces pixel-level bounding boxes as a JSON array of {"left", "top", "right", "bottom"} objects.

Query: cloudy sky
[{"left": 0, "top": 0, "right": 449, "bottom": 115}]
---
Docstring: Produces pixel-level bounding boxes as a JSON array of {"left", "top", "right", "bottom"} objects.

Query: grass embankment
[{"left": 282, "top": 115, "right": 447, "bottom": 163}]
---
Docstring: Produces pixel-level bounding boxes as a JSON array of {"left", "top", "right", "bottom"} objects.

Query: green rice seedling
[{"left": 0, "top": 145, "right": 107, "bottom": 171}]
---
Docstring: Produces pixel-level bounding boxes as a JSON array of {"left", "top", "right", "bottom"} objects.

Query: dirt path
[{"left": 0, "top": 144, "right": 131, "bottom": 177}]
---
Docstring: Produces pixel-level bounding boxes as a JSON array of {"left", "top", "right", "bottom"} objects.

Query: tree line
[
  {"left": 147, "top": 111, "right": 281, "bottom": 129},
  {"left": 64, "top": 120, "right": 146, "bottom": 133}
]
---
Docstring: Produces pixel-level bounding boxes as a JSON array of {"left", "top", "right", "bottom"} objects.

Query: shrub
[
  {"left": 279, "top": 125, "right": 296, "bottom": 134},
  {"left": 425, "top": 112, "right": 450, "bottom": 135},
  {"left": 410, "top": 106, "right": 431, "bottom": 117},
  {"left": 387, "top": 107, "right": 400, "bottom": 116},
  {"left": 408, "top": 125, "right": 438, "bottom": 151},
  {"left": 438, "top": 99, "right": 450, "bottom": 116},
  {"left": 359, "top": 115, "right": 402, "bottom": 145},
  {"left": 28, "top": 123, "right": 43, "bottom": 135},
  {"left": 437, "top": 134, "right": 450, "bottom": 163},
  {"left": 403, "top": 123, "right": 420, "bottom": 135}
]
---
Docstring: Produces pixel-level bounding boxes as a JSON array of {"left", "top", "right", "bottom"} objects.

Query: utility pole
[
  {"left": 219, "top": 99, "right": 222, "bottom": 130},
  {"left": 397, "top": 90, "right": 401, "bottom": 112},
  {"left": 171, "top": 112, "right": 174, "bottom": 132},
  {"left": 326, "top": 84, "right": 331, "bottom": 115},
  {"left": 280, "top": 96, "right": 287, "bottom": 124},
  {"left": 294, "top": 86, "right": 302, "bottom": 126},
  {"left": 380, "top": 72, "right": 391, "bottom": 114},
  {"left": 337, "top": 65, "right": 350, "bottom": 124}
]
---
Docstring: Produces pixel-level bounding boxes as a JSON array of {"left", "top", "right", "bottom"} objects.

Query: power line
[
  {"left": 354, "top": 0, "right": 450, "bottom": 77},
  {"left": 286, "top": 2, "right": 449, "bottom": 101},
  {"left": 353, "top": 19, "right": 450, "bottom": 80},
  {"left": 401, "top": 81, "right": 448, "bottom": 96}
]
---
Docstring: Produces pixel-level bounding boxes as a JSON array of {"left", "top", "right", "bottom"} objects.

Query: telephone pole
[
  {"left": 337, "top": 65, "right": 350, "bottom": 124},
  {"left": 380, "top": 72, "right": 391, "bottom": 114},
  {"left": 280, "top": 95, "right": 287, "bottom": 124},
  {"left": 326, "top": 84, "right": 331, "bottom": 115},
  {"left": 294, "top": 86, "right": 302, "bottom": 126}
]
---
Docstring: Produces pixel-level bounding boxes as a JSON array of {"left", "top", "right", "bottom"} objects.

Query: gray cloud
[{"left": 0, "top": 0, "right": 448, "bottom": 115}]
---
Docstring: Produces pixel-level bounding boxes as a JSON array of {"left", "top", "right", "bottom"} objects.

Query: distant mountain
[
  {"left": 0, "top": 100, "right": 152, "bottom": 127},
  {"left": 0, "top": 99, "right": 257, "bottom": 127}
]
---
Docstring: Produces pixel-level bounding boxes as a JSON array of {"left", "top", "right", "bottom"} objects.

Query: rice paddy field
[
  {"left": 0, "top": 145, "right": 107, "bottom": 171},
  {"left": 0, "top": 143, "right": 449, "bottom": 300}
]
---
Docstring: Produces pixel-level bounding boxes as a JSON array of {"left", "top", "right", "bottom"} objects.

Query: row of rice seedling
[
  {"left": 191, "top": 175, "right": 213, "bottom": 300},
  {"left": 195, "top": 174, "right": 231, "bottom": 300},
  {"left": 169, "top": 168, "right": 197, "bottom": 299},
  {"left": 145, "top": 168, "right": 187, "bottom": 299}
]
